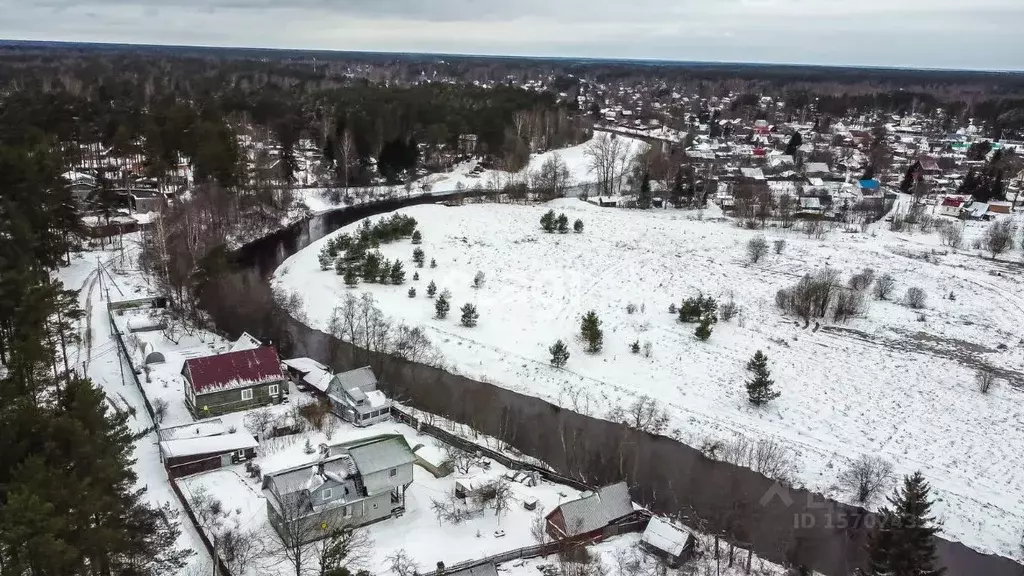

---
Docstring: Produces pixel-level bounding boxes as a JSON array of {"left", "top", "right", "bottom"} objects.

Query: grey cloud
[{"left": 0, "top": 0, "right": 1021, "bottom": 70}]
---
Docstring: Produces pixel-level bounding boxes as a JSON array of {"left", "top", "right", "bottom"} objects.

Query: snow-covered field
[{"left": 274, "top": 198, "right": 1024, "bottom": 558}]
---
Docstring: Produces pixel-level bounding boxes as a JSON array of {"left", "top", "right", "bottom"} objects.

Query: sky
[{"left": 2, "top": 0, "right": 1023, "bottom": 71}]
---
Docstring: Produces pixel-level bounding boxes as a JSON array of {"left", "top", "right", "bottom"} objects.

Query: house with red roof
[{"left": 181, "top": 345, "right": 287, "bottom": 418}]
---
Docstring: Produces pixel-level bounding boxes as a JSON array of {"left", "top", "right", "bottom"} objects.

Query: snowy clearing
[{"left": 274, "top": 198, "right": 1024, "bottom": 558}]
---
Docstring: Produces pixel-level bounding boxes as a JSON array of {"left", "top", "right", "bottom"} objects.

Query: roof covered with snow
[
  {"left": 228, "top": 331, "right": 263, "bottom": 353},
  {"left": 160, "top": 430, "right": 258, "bottom": 459},
  {"left": 641, "top": 516, "right": 694, "bottom": 557},
  {"left": 183, "top": 346, "right": 283, "bottom": 393},
  {"left": 550, "top": 482, "right": 633, "bottom": 537},
  {"left": 157, "top": 418, "right": 228, "bottom": 441},
  {"left": 341, "top": 434, "right": 415, "bottom": 475}
]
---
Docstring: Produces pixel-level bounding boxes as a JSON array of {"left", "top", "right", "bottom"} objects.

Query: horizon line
[{"left": 2, "top": 38, "right": 1023, "bottom": 75}]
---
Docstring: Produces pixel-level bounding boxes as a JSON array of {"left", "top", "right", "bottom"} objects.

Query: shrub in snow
[
  {"left": 745, "top": 350, "right": 780, "bottom": 406},
  {"left": 976, "top": 368, "right": 997, "bottom": 394},
  {"left": 549, "top": 339, "right": 570, "bottom": 368},
  {"left": 629, "top": 340, "right": 640, "bottom": 354},
  {"left": 939, "top": 222, "right": 964, "bottom": 249},
  {"left": 580, "top": 311, "right": 603, "bottom": 354},
  {"left": 473, "top": 271, "right": 486, "bottom": 289},
  {"left": 411, "top": 230, "right": 423, "bottom": 244},
  {"left": 556, "top": 213, "right": 569, "bottom": 233},
  {"left": 983, "top": 219, "right": 1016, "bottom": 258},
  {"left": 430, "top": 258, "right": 437, "bottom": 268},
  {"left": 905, "top": 287, "right": 927, "bottom": 309},
  {"left": 838, "top": 455, "right": 893, "bottom": 505},
  {"left": 426, "top": 281, "right": 437, "bottom": 298},
  {"left": 626, "top": 302, "right": 638, "bottom": 315},
  {"left": 642, "top": 341, "right": 652, "bottom": 358},
  {"left": 773, "top": 239, "right": 786, "bottom": 255},
  {"left": 574, "top": 219, "right": 584, "bottom": 233},
  {"left": 833, "top": 290, "right": 866, "bottom": 323},
  {"left": 747, "top": 236, "right": 769, "bottom": 263},
  {"left": 408, "top": 287, "right": 416, "bottom": 298},
  {"left": 874, "top": 273, "right": 895, "bottom": 300},
  {"left": 540, "top": 210, "right": 556, "bottom": 232},
  {"left": 152, "top": 398, "right": 168, "bottom": 424},
  {"left": 668, "top": 303, "right": 677, "bottom": 314},
  {"left": 460, "top": 303, "right": 479, "bottom": 327},
  {"left": 679, "top": 293, "right": 717, "bottom": 323},
  {"left": 720, "top": 299, "right": 739, "bottom": 322},
  {"left": 848, "top": 268, "right": 875, "bottom": 291},
  {"left": 435, "top": 293, "right": 450, "bottom": 319}
]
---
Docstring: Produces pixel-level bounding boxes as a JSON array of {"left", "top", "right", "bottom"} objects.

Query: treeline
[{"left": 0, "top": 144, "right": 189, "bottom": 574}]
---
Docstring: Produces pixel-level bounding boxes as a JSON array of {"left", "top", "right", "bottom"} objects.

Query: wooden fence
[{"left": 392, "top": 405, "right": 592, "bottom": 492}]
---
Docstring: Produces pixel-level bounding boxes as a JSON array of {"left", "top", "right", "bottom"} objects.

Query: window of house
[
  {"left": 268, "top": 384, "right": 279, "bottom": 396},
  {"left": 372, "top": 502, "right": 378, "bottom": 510},
  {"left": 322, "top": 488, "right": 333, "bottom": 501},
  {"left": 342, "top": 506, "right": 351, "bottom": 518},
  {"left": 344, "top": 486, "right": 350, "bottom": 495},
  {"left": 241, "top": 389, "right": 253, "bottom": 401},
  {"left": 235, "top": 449, "right": 245, "bottom": 460},
  {"left": 389, "top": 468, "right": 397, "bottom": 478}
]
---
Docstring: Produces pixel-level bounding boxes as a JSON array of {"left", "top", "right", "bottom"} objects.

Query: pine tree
[
  {"left": 556, "top": 213, "right": 569, "bottom": 233},
  {"left": 864, "top": 472, "right": 945, "bottom": 576},
  {"left": 412, "top": 230, "right": 423, "bottom": 244},
  {"left": 580, "top": 310, "right": 603, "bottom": 354},
  {"left": 413, "top": 272, "right": 420, "bottom": 281},
  {"left": 389, "top": 260, "right": 406, "bottom": 284},
  {"left": 413, "top": 247, "right": 425, "bottom": 267},
  {"left": 745, "top": 350, "right": 780, "bottom": 406},
  {"left": 343, "top": 266, "right": 359, "bottom": 287},
  {"left": 549, "top": 339, "right": 570, "bottom": 368},
  {"left": 408, "top": 287, "right": 416, "bottom": 298},
  {"left": 430, "top": 258, "right": 437, "bottom": 268},
  {"left": 573, "top": 219, "right": 584, "bottom": 233},
  {"left": 460, "top": 303, "right": 479, "bottom": 327},
  {"left": 695, "top": 315, "right": 714, "bottom": 341},
  {"left": 540, "top": 209, "right": 556, "bottom": 232},
  {"left": 426, "top": 280, "right": 437, "bottom": 297},
  {"left": 435, "top": 293, "right": 450, "bottom": 319},
  {"left": 785, "top": 132, "right": 803, "bottom": 157},
  {"left": 638, "top": 173, "right": 652, "bottom": 209},
  {"left": 671, "top": 168, "right": 685, "bottom": 207}
]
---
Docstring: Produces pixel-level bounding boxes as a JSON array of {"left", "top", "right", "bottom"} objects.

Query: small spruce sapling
[
  {"left": 556, "top": 213, "right": 569, "bottom": 233},
  {"left": 408, "top": 287, "right": 416, "bottom": 298},
  {"left": 695, "top": 316, "right": 714, "bottom": 341},
  {"left": 413, "top": 271, "right": 420, "bottom": 281},
  {"left": 574, "top": 219, "right": 584, "bottom": 233},
  {"left": 473, "top": 271, "right": 485, "bottom": 289},
  {"left": 390, "top": 260, "right": 406, "bottom": 284},
  {"left": 746, "top": 350, "right": 780, "bottom": 406},
  {"left": 412, "top": 230, "right": 423, "bottom": 244},
  {"left": 540, "top": 210, "right": 556, "bottom": 232},
  {"left": 430, "top": 258, "right": 437, "bottom": 268},
  {"left": 413, "top": 247, "right": 425, "bottom": 267},
  {"left": 460, "top": 303, "right": 479, "bottom": 327},
  {"left": 343, "top": 266, "right": 359, "bottom": 287},
  {"left": 549, "top": 339, "right": 570, "bottom": 368},
  {"left": 435, "top": 293, "right": 450, "bottom": 319},
  {"left": 580, "top": 310, "right": 603, "bottom": 354},
  {"left": 426, "top": 281, "right": 437, "bottom": 298},
  {"left": 629, "top": 340, "right": 640, "bottom": 354}
]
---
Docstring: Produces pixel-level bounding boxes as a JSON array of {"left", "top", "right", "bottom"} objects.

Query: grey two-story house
[
  {"left": 263, "top": 434, "right": 415, "bottom": 542},
  {"left": 326, "top": 366, "right": 392, "bottom": 427}
]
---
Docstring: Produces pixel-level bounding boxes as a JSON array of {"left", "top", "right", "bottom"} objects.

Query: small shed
[
  {"left": 412, "top": 443, "right": 453, "bottom": 478},
  {"left": 545, "top": 482, "right": 634, "bottom": 542},
  {"left": 640, "top": 516, "right": 698, "bottom": 567}
]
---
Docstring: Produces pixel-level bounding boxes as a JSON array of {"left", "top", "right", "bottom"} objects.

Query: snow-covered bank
[{"left": 273, "top": 199, "right": 1024, "bottom": 558}]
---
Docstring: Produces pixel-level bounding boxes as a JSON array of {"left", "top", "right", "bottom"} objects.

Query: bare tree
[
  {"left": 530, "top": 510, "right": 548, "bottom": 544},
  {"left": 874, "top": 273, "right": 896, "bottom": 300},
  {"left": 976, "top": 367, "right": 997, "bottom": 394},
  {"left": 442, "top": 443, "right": 475, "bottom": 475},
  {"left": 608, "top": 395, "right": 669, "bottom": 435},
  {"left": 244, "top": 406, "right": 276, "bottom": 441},
  {"left": 310, "top": 526, "right": 373, "bottom": 576},
  {"left": 152, "top": 398, "right": 169, "bottom": 424},
  {"left": 983, "top": 219, "right": 1016, "bottom": 258},
  {"left": 747, "top": 236, "right": 769, "bottom": 263},
  {"left": 905, "top": 287, "right": 927, "bottom": 309},
  {"left": 266, "top": 488, "right": 365, "bottom": 576},
  {"left": 492, "top": 479, "right": 512, "bottom": 526},
  {"left": 386, "top": 549, "right": 419, "bottom": 576},
  {"left": 585, "top": 133, "right": 630, "bottom": 197},
  {"left": 838, "top": 455, "right": 894, "bottom": 505},
  {"left": 531, "top": 153, "right": 574, "bottom": 201},
  {"left": 715, "top": 436, "right": 799, "bottom": 486},
  {"left": 220, "top": 526, "right": 268, "bottom": 576}
]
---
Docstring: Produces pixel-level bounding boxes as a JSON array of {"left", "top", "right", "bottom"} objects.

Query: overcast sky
[{"left": 2, "top": 0, "right": 1022, "bottom": 70}]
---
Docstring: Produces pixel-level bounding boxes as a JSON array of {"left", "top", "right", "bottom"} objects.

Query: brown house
[
  {"left": 545, "top": 482, "right": 634, "bottom": 542},
  {"left": 158, "top": 419, "right": 258, "bottom": 478},
  {"left": 182, "top": 346, "right": 287, "bottom": 418}
]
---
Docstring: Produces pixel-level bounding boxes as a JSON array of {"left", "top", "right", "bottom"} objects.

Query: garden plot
[{"left": 274, "top": 199, "right": 1024, "bottom": 557}]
